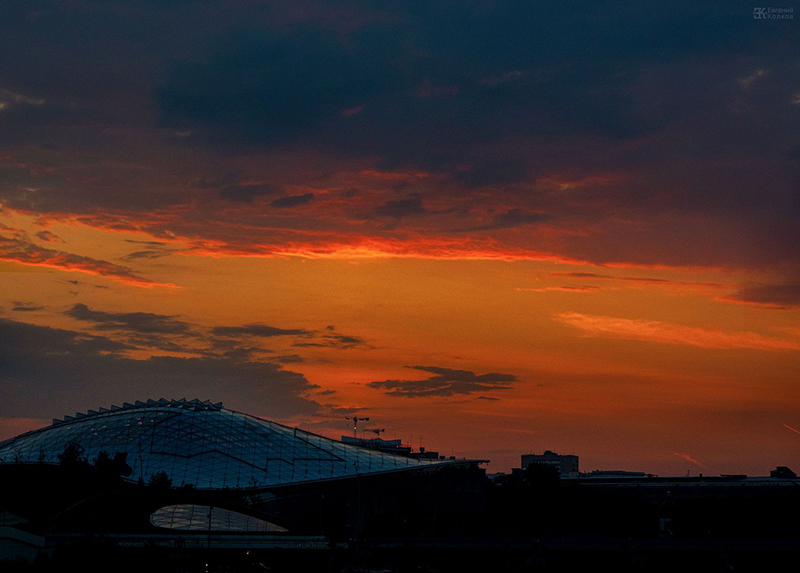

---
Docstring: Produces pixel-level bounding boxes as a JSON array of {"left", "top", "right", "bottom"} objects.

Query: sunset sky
[{"left": 1, "top": 1, "right": 799, "bottom": 475}]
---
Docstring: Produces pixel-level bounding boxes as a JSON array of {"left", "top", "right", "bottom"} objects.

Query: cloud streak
[
  {"left": 517, "top": 286, "right": 601, "bottom": 293},
  {"left": 368, "top": 365, "right": 518, "bottom": 398},
  {"left": 555, "top": 312, "right": 800, "bottom": 352},
  {"left": 783, "top": 424, "right": 800, "bottom": 437},
  {"left": 211, "top": 324, "right": 310, "bottom": 338},
  {"left": 0, "top": 233, "right": 173, "bottom": 288},
  {"left": 11, "top": 302, "right": 44, "bottom": 312},
  {"left": 673, "top": 452, "right": 709, "bottom": 470}
]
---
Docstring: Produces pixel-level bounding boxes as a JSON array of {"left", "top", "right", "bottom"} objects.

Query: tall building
[{"left": 521, "top": 450, "right": 579, "bottom": 477}]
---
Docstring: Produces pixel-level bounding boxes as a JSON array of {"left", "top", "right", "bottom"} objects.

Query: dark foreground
[
  {"left": 4, "top": 461, "right": 800, "bottom": 572},
  {"left": 4, "top": 535, "right": 800, "bottom": 572}
]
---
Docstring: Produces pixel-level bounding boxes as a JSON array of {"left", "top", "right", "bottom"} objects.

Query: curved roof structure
[
  {"left": 151, "top": 504, "right": 288, "bottom": 532},
  {"left": 0, "top": 398, "right": 458, "bottom": 490}
]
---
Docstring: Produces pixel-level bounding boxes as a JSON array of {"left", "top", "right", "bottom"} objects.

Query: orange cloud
[{"left": 555, "top": 312, "right": 800, "bottom": 352}]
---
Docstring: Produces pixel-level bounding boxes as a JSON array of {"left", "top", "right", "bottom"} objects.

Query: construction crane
[
  {"left": 347, "top": 416, "right": 370, "bottom": 438},
  {"left": 368, "top": 428, "right": 386, "bottom": 437},
  {"left": 313, "top": 413, "right": 373, "bottom": 438}
]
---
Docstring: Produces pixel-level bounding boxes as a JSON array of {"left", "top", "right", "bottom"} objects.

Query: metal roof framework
[{"left": 0, "top": 399, "right": 472, "bottom": 490}]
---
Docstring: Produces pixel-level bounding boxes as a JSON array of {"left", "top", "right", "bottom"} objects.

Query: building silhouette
[{"left": 521, "top": 450, "right": 579, "bottom": 476}]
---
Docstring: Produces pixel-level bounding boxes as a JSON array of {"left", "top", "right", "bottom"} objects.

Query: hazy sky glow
[{"left": 1, "top": 1, "right": 799, "bottom": 475}]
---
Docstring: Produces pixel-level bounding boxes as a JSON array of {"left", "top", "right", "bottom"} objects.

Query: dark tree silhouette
[
  {"left": 147, "top": 470, "right": 172, "bottom": 490},
  {"left": 57, "top": 439, "right": 87, "bottom": 468}
]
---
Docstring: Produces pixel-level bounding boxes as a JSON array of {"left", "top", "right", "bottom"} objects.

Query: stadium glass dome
[{"left": 0, "top": 398, "right": 455, "bottom": 490}]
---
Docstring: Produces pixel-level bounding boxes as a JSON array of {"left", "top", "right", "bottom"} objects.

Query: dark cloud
[
  {"left": 293, "top": 330, "right": 367, "bottom": 349},
  {"left": 152, "top": 3, "right": 779, "bottom": 170},
  {"left": 158, "top": 27, "right": 401, "bottom": 146},
  {"left": 0, "top": 318, "right": 320, "bottom": 420},
  {"left": 273, "top": 354, "right": 304, "bottom": 364},
  {"left": 211, "top": 324, "right": 310, "bottom": 338},
  {"left": 65, "top": 279, "right": 109, "bottom": 289},
  {"left": 34, "top": 230, "right": 62, "bottom": 243},
  {"left": 370, "top": 196, "right": 427, "bottom": 219},
  {"left": 126, "top": 334, "right": 197, "bottom": 354},
  {"left": 123, "top": 249, "right": 176, "bottom": 260},
  {"left": 487, "top": 209, "right": 549, "bottom": 229},
  {"left": 271, "top": 193, "right": 315, "bottom": 208},
  {"left": 11, "top": 302, "right": 44, "bottom": 312},
  {"left": 219, "top": 184, "right": 278, "bottom": 203},
  {"left": 551, "top": 272, "right": 722, "bottom": 288},
  {"left": 726, "top": 283, "right": 800, "bottom": 308},
  {"left": 470, "top": 209, "right": 549, "bottom": 231},
  {"left": 61, "top": 303, "right": 366, "bottom": 357},
  {"left": 0, "top": 0, "right": 798, "bottom": 273},
  {"left": 122, "top": 239, "right": 179, "bottom": 261},
  {"left": 368, "top": 365, "right": 518, "bottom": 398},
  {"left": 0, "top": 317, "right": 132, "bottom": 358},
  {"left": 326, "top": 406, "right": 366, "bottom": 416},
  {"left": 125, "top": 239, "right": 171, "bottom": 247},
  {"left": 66, "top": 303, "right": 193, "bottom": 335},
  {"left": 206, "top": 343, "right": 273, "bottom": 364},
  {"left": 558, "top": 272, "right": 604, "bottom": 279},
  {"left": 210, "top": 322, "right": 369, "bottom": 356},
  {"left": 323, "top": 333, "right": 366, "bottom": 347},
  {"left": 452, "top": 157, "right": 529, "bottom": 188}
]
